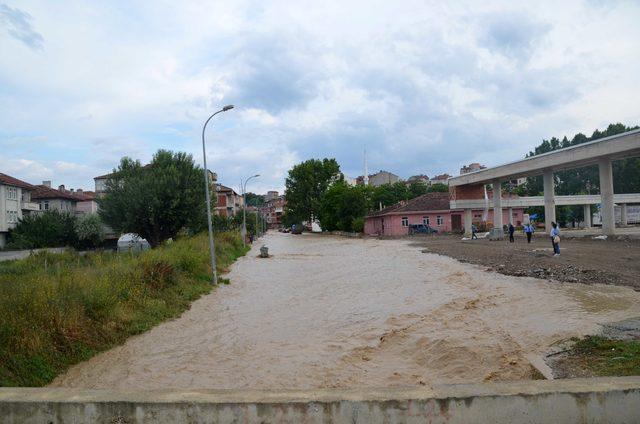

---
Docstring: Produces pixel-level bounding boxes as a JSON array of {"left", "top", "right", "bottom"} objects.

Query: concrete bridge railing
[{"left": 2, "top": 377, "right": 640, "bottom": 423}]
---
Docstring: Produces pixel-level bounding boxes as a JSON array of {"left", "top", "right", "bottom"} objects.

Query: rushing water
[{"left": 51, "top": 233, "right": 640, "bottom": 389}]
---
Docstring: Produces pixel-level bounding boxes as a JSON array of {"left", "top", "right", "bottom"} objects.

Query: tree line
[
  {"left": 282, "top": 158, "right": 447, "bottom": 232},
  {"left": 7, "top": 149, "right": 264, "bottom": 250}
]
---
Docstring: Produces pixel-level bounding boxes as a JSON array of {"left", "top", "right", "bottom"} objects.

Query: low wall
[{"left": 2, "top": 377, "right": 640, "bottom": 423}]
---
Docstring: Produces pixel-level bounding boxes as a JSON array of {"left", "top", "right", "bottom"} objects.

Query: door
[{"left": 451, "top": 214, "right": 462, "bottom": 231}]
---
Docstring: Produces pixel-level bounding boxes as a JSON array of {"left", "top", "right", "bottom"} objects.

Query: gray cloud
[
  {"left": 219, "top": 34, "right": 322, "bottom": 113},
  {"left": 480, "top": 13, "right": 550, "bottom": 61},
  {"left": 0, "top": 3, "right": 44, "bottom": 51}
]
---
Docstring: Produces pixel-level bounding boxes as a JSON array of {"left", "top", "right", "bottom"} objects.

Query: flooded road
[{"left": 51, "top": 233, "right": 640, "bottom": 389}]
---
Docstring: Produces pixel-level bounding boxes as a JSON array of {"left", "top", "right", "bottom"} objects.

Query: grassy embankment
[
  {"left": 0, "top": 231, "right": 248, "bottom": 387},
  {"left": 563, "top": 336, "right": 640, "bottom": 376}
]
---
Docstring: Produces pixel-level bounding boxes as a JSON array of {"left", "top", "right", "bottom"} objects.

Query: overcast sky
[{"left": 1, "top": 1, "right": 639, "bottom": 193}]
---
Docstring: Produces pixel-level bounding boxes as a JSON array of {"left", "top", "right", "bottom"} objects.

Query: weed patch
[{"left": 0, "top": 231, "right": 248, "bottom": 387}]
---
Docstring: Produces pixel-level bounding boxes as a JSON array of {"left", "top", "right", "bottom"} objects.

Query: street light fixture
[
  {"left": 241, "top": 174, "right": 260, "bottom": 247},
  {"left": 201, "top": 105, "right": 234, "bottom": 285}
]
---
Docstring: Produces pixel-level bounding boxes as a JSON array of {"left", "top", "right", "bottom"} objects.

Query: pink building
[{"left": 364, "top": 192, "right": 524, "bottom": 236}]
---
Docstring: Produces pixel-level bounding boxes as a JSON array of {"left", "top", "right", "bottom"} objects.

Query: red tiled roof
[
  {"left": 31, "top": 185, "right": 79, "bottom": 201},
  {"left": 72, "top": 190, "right": 96, "bottom": 201},
  {"left": 367, "top": 192, "right": 451, "bottom": 217},
  {"left": 216, "top": 184, "right": 239, "bottom": 196},
  {"left": 0, "top": 173, "right": 36, "bottom": 190}
]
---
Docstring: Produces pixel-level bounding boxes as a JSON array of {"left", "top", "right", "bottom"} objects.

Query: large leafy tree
[
  {"left": 318, "top": 181, "right": 367, "bottom": 232},
  {"left": 98, "top": 150, "right": 206, "bottom": 247},
  {"left": 284, "top": 158, "right": 341, "bottom": 224}
]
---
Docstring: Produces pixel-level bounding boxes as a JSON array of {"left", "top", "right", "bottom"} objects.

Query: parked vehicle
[
  {"left": 291, "top": 224, "right": 303, "bottom": 234},
  {"left": 408, "top": 224, "right": 438, "bottom": 235}
]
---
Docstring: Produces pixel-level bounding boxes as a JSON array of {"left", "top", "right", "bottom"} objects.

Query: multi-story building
[
  {"left": 356, "top": 170, "right": 400, "bottom": 187},
  {"left": 215, "top": 183, "right": 244, "bottom": 217},
  {"left": 406, "top": 174, "right": 430, "bottom": 186},
  {"left": 460, "top": 163, "right": 486, "bottom": 175},
  {"left": 31, "top": 182, "right": 78, "bottom": 213},
  {"left": 0, "top": 173, "right": 39, "bottom": 248},
  {"left": 264, "top": 190, "right": 279, "bottom": 202},
  {"left": 429, "top": 173, "right": 452, "bottom": 186},
  {"left": 261, "top": 195, "right": 286, "bottom": 229}
]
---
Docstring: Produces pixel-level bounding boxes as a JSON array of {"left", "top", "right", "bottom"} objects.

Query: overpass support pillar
[
  {"left": 508, "top": 208, "right": 514, "bottom": 225},
  {"left": 599, "top": 158, "right": 615, "bottom": 236},
  {"left": 583, "top": 205, "right": 592, "bottom": 229},
  {"left": 489, "top": 179, "right": 504, "bottom": 240},
  {"left": 621, "top": 203, "right": 628, "bottom": 226},
  {"left": 464, "top": 208, "right": 472, "bottom": 237},
  {"left": 543, "top": 170, "right": 556, "bottom": 233}
]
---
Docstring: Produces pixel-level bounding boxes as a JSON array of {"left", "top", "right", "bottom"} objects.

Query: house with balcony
[
  {"left": 215, "top": 183, "right": 244, "bottom": 217},
  {"left": 0, "top": 173, "right": 39, "bottom": 248},
  {"left": 261, "top": 195, "right": 286, "bottom": 228}
]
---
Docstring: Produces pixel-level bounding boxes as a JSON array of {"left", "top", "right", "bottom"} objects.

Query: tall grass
[{"left": 0, "top": 231, "right": 248, "bottom": 387}]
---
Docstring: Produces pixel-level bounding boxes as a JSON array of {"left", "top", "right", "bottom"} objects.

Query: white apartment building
[{"left": 0, "top": 173, "right": 39, "bottom": 248}]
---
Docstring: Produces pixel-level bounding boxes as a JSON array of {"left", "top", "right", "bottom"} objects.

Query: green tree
[
  {"left": 244, "top": 192, "right": 265, "bottom": 207},
  {"left": 98, "top": 150, "right": 206, "bottom": 247},
  {"left": 428, "top": 183, "right": 449, "bottom": 193},
  {"left": 284, "top": 158, "right": 341, "bottom": 224},
  {"left": 75, "top": 214, "right": 105, "bottom": 248},
  {"left": 318, "top": 181, "right": 367, "bottom": 232},
  {"left": 408, "top": 181, "right": 428, "bottom": 198}
]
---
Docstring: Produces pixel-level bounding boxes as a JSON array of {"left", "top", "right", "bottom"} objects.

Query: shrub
[
  {"left": 352, "top": 217, "right": 364, "bottom": 233},
  {"left": 7, "top": 210, "right": 77, "bottom": 249}
]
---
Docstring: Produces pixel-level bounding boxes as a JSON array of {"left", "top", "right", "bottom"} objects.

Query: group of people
[{"left": 470, "top": 221, "right": 561, "bottom": 256}]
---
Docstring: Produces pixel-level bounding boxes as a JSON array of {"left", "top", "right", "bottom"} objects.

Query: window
[
  {"left": 437, "top": 215, "right": 443, "bottom": 226},
  {"left": 401, "top": 217, "right": 409, "bottom": 227},
  {"left": 6, "top": 210, "right": 18, "bottom": 223},
  {"left": 43, "top": 201, "right": 49, "bottom": 210},
  {"left": 422, "top": 216, "right": 430, "bottom": 226},
  {"left": 6, "top": 187, "right": 18, "bottom": 200}
]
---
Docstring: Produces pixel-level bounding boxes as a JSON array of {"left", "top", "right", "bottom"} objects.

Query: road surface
[{"left": 51, "top": 232, "right": 640, "bottom": 389}]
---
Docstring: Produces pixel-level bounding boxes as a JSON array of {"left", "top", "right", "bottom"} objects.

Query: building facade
[
  {"left": 0, "top": 173, "right": 39, "bottom": 248},
  {"left": 215, "top": 184, "right": 244, "bottom": 217},
  {"left": 261, "top": 195, "right": 285, "bottom": 228},
  {"left": 460, "top": 163, "right": 486, "bottom": 174},
  {"left": 364, "top": 192, "right": 524, "bottom": 236},
  {"left": 429, "top": 173, "right": 452, "bottom": 186},
  {"left": 31, "top": 182, "right": 78, "bottom": 213}
]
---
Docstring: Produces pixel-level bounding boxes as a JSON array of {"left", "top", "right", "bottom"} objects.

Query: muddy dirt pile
[
  {"left": 51, "top": 233, "right": 640, "bottom": 390},
  {"left": 414, "top": 234, "right": 640, "bottom": 289}
]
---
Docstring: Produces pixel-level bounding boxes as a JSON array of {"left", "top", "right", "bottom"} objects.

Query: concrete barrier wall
[{"left": 2, "top": 377, "right": 640, "bottom": 423}]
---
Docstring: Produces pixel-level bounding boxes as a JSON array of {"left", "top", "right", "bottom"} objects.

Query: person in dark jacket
[{"left": 508, "top": 223, "right": 515, "bottom": 243}]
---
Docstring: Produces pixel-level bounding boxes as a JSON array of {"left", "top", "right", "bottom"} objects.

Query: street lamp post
[
  {"left": 241, "top": 174, "right": 260, "bottom": 247},
  {"left": 202, "top": 105, "right": 234, "bottom": 285}
]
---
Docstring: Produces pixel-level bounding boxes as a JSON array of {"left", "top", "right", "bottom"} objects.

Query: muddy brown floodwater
[{"left": 51, "top": 233, "right": 640, "bottom": 390}]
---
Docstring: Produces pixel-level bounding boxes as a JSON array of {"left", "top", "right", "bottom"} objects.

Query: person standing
[
  {"left": 524, "top": 222, "right": 534, "bottom": 243},
  {"left": 508, "top": 223, "right": 515, "bottom": 243},
  {"left": 550, "top": 222, "right": 560, "bottom": 256},
  {"left": 471, "top": 224, "right": 478, "bottom": 240}
]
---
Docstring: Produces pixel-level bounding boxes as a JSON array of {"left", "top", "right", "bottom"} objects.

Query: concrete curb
[{"left": 2, "top": 377, "right": 640, "bottom": 423}]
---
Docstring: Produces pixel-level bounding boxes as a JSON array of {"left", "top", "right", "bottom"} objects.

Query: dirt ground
[{"left": 411, "top": 233, "right": 640, "bottom": 290}]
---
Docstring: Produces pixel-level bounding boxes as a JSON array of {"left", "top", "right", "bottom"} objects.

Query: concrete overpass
[{"left": 449, "top": 129, "right": 640, "bottom": 236}]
